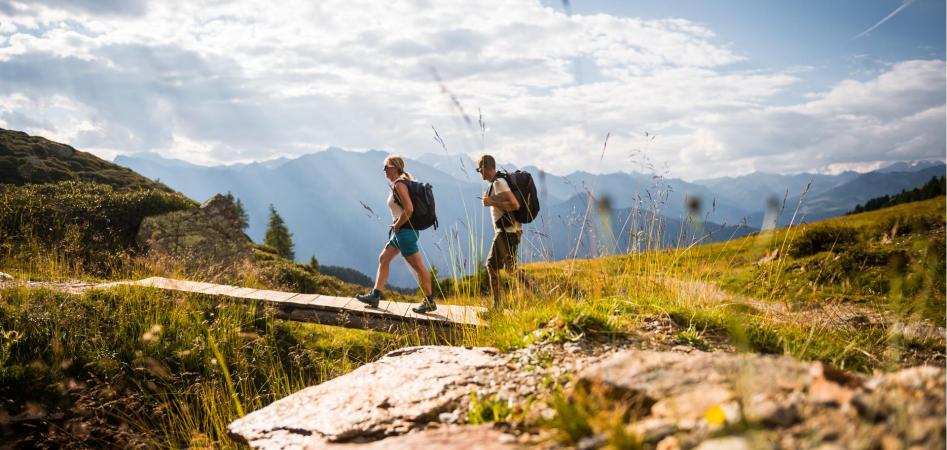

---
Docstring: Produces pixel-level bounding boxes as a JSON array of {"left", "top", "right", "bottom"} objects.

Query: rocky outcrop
[
  {"left": 227, "top": 346, "right": 512, "bottom": 449},
  {"left": 136, "top": 194, "right": 251, "bottom": 276},
  {"left": 576, "top": 350, "right": 946, "bottom": 449},
  {"left": 227, "top": 344, "right": 945, "bottom": 450}
]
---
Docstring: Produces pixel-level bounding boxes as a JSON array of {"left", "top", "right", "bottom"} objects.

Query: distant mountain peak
[{"left": 877, "top": 160, "right": 946, "bottom": 174}]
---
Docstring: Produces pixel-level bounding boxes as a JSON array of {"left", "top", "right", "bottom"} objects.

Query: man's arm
[{"left": 485, "top": 190, "right": 519, "bottom": 212}]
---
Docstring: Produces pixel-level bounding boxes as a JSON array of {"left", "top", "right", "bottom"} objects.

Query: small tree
[
  {"left": 226, "top": 191, "right": 250, "bottom": 231},
  {"left": 309, "top": 255, "right": 319, "bottom": 270},
  {"left": 264, "top": 204, "right": 295, "bottom": 260}
]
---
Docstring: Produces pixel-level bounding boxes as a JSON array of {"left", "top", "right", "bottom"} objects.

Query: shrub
[
  {"left": 0, "top": 181, "right": 195, "bottom": 275},
  {"left": 873, "top": 214, "right": 944, "bottom": 238},
  {"left": 787, "top": 224, "right": 857, "bottom": 257}
]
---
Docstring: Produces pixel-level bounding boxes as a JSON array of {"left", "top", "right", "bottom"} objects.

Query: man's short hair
[{"left": 478, "top": 154, "right": 496, "bottom": 169}]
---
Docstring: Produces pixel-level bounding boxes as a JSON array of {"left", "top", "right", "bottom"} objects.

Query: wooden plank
[
  {"left": 242, "top": 289, "right": 298, "bottom": 302},
  {"left": 200, "top": 284, "right": 242, "bottom": 296},
  {"left": 98, "top": 277, "right": 486, "bottom": 329},
  {"left": 286, "top": 293, "right": 321, "bottom": 306},
  {"left": 226, "top": 287, "right": 261, "bottom": 298}
]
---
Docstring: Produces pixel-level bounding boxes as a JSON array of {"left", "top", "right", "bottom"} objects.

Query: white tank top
[{"left": 387, "top": 181, "right": 404, "bottom": 222}]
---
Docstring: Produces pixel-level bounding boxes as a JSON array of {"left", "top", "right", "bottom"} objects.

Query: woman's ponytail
[{"left": 384, "top": 155, "right": 412, "bottom": 180}]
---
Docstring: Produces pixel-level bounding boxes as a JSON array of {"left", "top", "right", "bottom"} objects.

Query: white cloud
[
  {"left": 675, "top": 59, "right": 945, "bottom": 177},
  {"left": 0, "top": 0, "right": 942, "bottom": 181}
]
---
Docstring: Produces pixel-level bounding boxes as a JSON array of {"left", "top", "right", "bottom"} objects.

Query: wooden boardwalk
[{"left": 99, "top": 277, "right": 486, "bottom": 331}]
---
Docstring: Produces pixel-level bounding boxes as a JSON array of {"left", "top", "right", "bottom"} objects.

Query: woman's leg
[
  {"left": 373, "top": 245, "right": 400, "bottom": 291},
  {"left": 403, "top": 252, "right": 432, "bottom": 296}
]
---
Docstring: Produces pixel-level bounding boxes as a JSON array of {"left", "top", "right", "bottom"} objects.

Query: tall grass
[{"left": 0, "top": 284, "right": 420, "bottom": 448}]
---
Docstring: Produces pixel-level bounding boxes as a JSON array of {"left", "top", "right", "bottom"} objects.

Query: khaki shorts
[{"left": 487, "top": 231, "right": 521, "bottom": 271}]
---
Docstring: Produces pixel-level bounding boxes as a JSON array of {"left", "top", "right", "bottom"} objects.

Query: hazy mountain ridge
[{"left": 743, "top": 166, "right": 947, "bottom": 227}]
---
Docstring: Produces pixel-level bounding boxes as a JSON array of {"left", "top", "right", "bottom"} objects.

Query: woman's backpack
[{"left": 393, "top": 180, "right": 438, "bottom": 230}]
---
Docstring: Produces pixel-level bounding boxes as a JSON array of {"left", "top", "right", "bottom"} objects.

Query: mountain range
[
  {"left": 3, "top": 124, "right": 942, "bottom": 287},
  {"left": 114, "top": 150, "right": 944, "bottom": 287}
]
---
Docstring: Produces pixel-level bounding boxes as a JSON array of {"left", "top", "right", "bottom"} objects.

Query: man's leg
[
  {"left": 486, "top": 233, "right": 503, "bottom": 309},
  {"left": 488, "top": 266, "right": 501, "bottom": 309},
  {"left": 503, "top": 231, "right": 529, "bottom": 301}
]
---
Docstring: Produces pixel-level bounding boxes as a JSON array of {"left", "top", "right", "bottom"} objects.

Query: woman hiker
[{"left": 355, "top": 155, "right": 437, "bottom": 314}]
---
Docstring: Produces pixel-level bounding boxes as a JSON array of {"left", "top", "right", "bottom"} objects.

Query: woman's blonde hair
[{"left": 384, "top": 155, "right": 413, "bottom": 180}]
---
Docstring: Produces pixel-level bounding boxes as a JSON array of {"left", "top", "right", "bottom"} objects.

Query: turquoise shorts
[{"left": 387, "top": 228, "right": 420, "bottom": 257}]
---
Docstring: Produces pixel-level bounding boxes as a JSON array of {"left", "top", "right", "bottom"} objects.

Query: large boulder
[
  {"left": 227, "top": 346, "right": 509, "bottom": 449},
  {"left": 136, "top": 194, "right": 252, "bottom": 276}
]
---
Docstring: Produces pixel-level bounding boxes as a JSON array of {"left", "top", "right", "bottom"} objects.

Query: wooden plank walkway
[{"left": 98, "top": 277, "right": 486, "bottom": 331}]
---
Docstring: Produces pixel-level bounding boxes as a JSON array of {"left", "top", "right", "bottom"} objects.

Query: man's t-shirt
[{"left": 488, "top": 177, "right": 522, "bottom": 234}]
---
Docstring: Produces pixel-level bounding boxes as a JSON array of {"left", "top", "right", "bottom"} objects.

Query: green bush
[
  {"left": 788, "top": 224, "right": 857, "bottom": 257},
  {"left": 873, "top": 214, "right": 944, "bottom": 238},
  {"left": 0, "top": 181, "right": 195, "bottom": 275}
]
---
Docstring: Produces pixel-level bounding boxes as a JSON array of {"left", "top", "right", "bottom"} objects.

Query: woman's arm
[{"left": 393, "top": 181, "right": 414, "bottom": 229}]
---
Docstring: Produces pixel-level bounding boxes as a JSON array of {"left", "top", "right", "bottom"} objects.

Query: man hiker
[{"left": 477, "top": 154, "right": 525, "bottom": 309}]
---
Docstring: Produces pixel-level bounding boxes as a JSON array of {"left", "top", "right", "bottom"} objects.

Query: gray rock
[
  {"left": 228, "top": 346, "right": 505, "bottom": 449},
  {"left": 628, "top": 417, "right": 676, "bottom": 443},
  {"left": 743, "top": 396, "right": 799, "bottom": 427},
  {"left": 437, "top": 411, "right": 459, "bottom": 424},
  {"left": 309, "top": 425, "right": 524, "bottom": 449},
  {"left": 693, "top": 436, "right": 751, "bottom": 450},
  {"left": 0, "top": 272, "right": 13, "bottom": 281},
  {"left": 576, "top": 350, "right": 812, "bottom": 422}
]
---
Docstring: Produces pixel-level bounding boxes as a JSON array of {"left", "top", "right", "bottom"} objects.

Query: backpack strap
[
  {"left": 489, "top": 172, "right": 517, "bottom": 228},
  {"left": 488, "top": 171, "right": 508, "bottom": 197},
  {"left": 391, "top": 179, "right": 409, "bottom": 207}
]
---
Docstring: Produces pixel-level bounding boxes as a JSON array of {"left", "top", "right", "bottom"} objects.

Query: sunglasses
[
  {"left": 383, "top": 165, "right": 395, "bottom": 171},
  {"left": 475, "top": 166, "right": 483, "bottom": 173}
]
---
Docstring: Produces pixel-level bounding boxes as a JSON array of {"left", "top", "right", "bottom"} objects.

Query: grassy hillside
[
  {"left": 456, "top": 196, "right": 945, "bottom": 370},
  {"left": 0, "top": 128, "right": 174, "bottom": 190},
  {"left": 697, "top": 196, "right": 945, "bottom": 321}
]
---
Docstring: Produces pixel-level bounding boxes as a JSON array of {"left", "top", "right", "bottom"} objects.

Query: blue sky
[
  {"left": 0, "top": 0, "right": 943, "bottom": 180},
  {"left": 554, "top": 0, "right": 946, "bottom": 98}
]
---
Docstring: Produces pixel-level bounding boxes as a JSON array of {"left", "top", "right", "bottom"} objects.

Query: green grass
[
  {"left": 0, "top": 285, "right": 414, "bottom": 448},
  {"left": 466, "top": 392, "right": 517, "bottom": 425}
]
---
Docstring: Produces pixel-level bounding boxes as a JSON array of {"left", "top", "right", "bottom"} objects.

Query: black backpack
[
  {"left": 494, "top": 170, "right": 540, "bottom": 224},
  {"left": 393, "top": 179, "right": 438, "bottom": 230}
]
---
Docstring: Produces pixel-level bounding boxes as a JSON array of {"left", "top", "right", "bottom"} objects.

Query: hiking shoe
[
  {"left": 412, "top": 298, "right": 437, "bottom": 314},
  {"left": 355, "top": 289, "right": 383, "bottom": 308}
]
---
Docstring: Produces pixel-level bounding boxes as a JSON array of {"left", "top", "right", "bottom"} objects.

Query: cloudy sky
[{"left": 0, "top": 0, "right": 944, "bottom": 180}]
